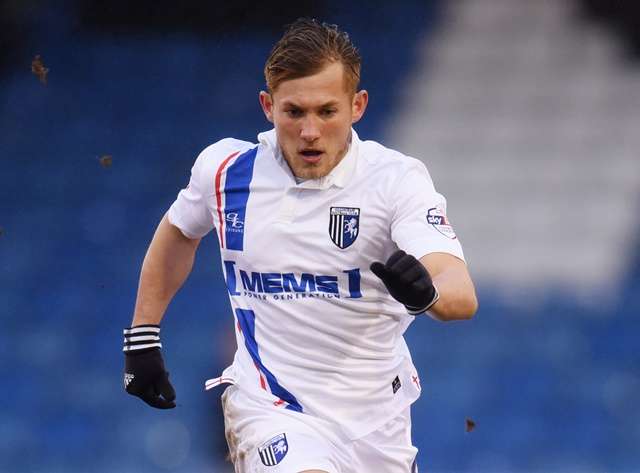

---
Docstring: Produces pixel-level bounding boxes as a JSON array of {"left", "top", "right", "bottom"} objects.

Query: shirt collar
[{"left": 258, "top": 128, "right": 360, "bottom": 189}]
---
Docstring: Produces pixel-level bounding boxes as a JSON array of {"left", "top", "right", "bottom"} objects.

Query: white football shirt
[{"left": 168, "top": 128, "right": 465, "bottom": 439}]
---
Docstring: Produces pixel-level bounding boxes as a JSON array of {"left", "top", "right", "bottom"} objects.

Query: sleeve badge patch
[
  {"left": 427, "top": 205, "right": 457, "bottom": 239},
  {"left": 258, "top": 433, "right": 288, "bottom": 466}
]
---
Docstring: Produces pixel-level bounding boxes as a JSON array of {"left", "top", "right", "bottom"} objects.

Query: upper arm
[
  {"left": 160, "top": 214, "right": 202, "bottom": 249},
  {"left": 166, "top": 148, "right": 217, "bottom": 239},
  {"left": 385, "top": 158, "right": 476, "bottom": 319},
  {"left": 389, "top": 160, "right": 465, "bottom": 262},
  {"left": 167, "top": 138, "right": 252, "bottom": 240}
]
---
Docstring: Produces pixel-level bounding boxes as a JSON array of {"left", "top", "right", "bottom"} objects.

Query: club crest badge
[
  {"left": 427, "top": 205, "right": 457, "bottom": 239},
  {"left": 329, "top": 207, "right": 360, "bottom": 249},
  {"left": 258, "top": 433, "right": 288, "bottom": 466}
]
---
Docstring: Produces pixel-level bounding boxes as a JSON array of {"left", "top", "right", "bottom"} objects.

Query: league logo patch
[
  {"left": 258, "top": 433, "right": 288, "bottom": 466},
  {"left": 329, "top": 207, "right": 360, "bottom": 249},
  {"left": 427, "top": 205, "right": 456, "bottom": 239}
]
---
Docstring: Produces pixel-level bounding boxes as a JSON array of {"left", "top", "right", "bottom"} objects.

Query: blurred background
[{"left": 1, "top": 0, "right": 639, "bottom": 471}]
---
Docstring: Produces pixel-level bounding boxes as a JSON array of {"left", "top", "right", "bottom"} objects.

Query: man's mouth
[{"left": 299, "top": 149, "right": 324, "bottom": 163}]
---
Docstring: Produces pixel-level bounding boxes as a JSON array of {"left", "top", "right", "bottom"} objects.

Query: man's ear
[
  {"left": 351, "top": 90, "right": 368, "bottom": 124},
  {"left": 259, "top": 91, "right": 274, "bottom": 123}
]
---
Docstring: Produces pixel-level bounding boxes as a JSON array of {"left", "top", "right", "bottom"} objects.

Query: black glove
[
  {"left": 123, "top": 325, "right": 176, "bottom": 409},
  {"left": 370, "top": 250, "right": 439, "bottom": 315}
]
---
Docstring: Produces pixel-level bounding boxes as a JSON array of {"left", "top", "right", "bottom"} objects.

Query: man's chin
[
  {"left": 295, "top": 169, "right": 327, "bottom": 180},
  {"left": 286, "top": 159, "right": 320, "bottom": 179}
]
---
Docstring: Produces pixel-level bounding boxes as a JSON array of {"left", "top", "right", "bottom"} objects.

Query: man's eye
[
  {"left": 286, "top": 109, "right": 303, "bottom": 118},
  {"left": 321, "top": 109, "right": 337, "bottom": 117}
]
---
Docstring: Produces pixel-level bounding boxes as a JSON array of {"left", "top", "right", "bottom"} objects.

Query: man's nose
[{"left": 300, "top": 117, "right": 321, "bottom": 142}]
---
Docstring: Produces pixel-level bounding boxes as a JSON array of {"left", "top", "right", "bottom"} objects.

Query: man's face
[{"left": 259, "top": 62, "right": 368, "bottom": 180}]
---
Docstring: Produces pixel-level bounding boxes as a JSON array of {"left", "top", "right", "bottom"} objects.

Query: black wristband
[{"left": 123, "top": 324, "right": 161, "bottom": 353}]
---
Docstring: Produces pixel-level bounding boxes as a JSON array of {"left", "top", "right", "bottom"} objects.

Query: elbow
[
  {"left": 449, "top": 297, "right": 477, "bottom": 321},
  {"left": 460, "top": 294, "right": 478, "bottom": 320},
  {"left": 433, "top": 293, "right": 478, "bottom": 322}
]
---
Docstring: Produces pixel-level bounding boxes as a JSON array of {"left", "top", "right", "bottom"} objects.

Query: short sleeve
[
  {"left": 167, "top": 150, "right": 214, "bottom": 239},
  {"left": 390, "top": 160, "right": 465, "bottom": 262}
]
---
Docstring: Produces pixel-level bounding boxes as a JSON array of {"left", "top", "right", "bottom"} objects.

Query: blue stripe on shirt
[
  {"left": 223, "top": 146, "right": 258, "bottom": 251},
  {"left": 235, "top": 308, "right": 303, "bottom": 412}
]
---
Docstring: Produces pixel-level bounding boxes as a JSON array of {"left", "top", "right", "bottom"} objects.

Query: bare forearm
[
  {"left": 131, "top": 214, "right": 201, "bottom": 326},
  {"left": 429, "top": 268, "right": 478, "bottom": 321},
  {"left": 420, "top": 253, "right": 478, "bottom": 322}
]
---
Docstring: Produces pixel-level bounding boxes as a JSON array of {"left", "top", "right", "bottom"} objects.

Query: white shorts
[{"left": 222, "top": 385, "right": 418, "bottom": 473}]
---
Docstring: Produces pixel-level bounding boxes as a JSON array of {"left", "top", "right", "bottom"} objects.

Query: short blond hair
[{"left": 264, "top": 18, "right": 362, "bottom": 94}]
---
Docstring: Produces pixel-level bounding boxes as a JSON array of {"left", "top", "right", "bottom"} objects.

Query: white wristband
[{"left": 123, "top": 325, "right": 162, "bottom": 352}]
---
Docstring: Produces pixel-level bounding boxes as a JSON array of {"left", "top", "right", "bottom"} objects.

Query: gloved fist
[
  {"left": 370, "top": 250, "right": 439, "bottom": 315},
  {"left": 123, "top": 325, "right": 176, "bottom": 409}
]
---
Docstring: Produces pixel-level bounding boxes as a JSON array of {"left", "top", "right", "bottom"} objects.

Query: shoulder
[
  {"left": 358, "top": 138, "right": 433, "bottom": 184},
  {"left": 186, "top": 137, "right": 256, "bottom": 193},
  {"left": 195, "top": 137, "right": 257, "bottom": 170}
]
